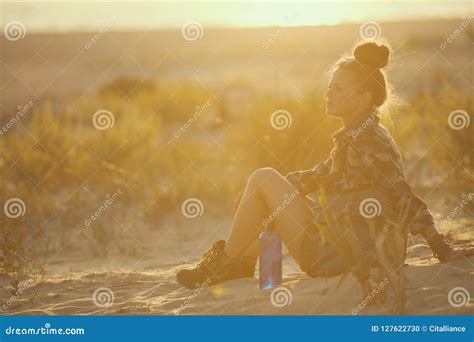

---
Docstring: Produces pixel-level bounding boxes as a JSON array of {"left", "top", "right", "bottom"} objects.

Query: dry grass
[{"left": 0, "top": 19, "right": 471, "bottom": 274}]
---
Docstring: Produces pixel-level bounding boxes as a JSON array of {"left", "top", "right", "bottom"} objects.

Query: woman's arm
[
  {"left": 284, "top": 158, "right": 332, "bottom": 196},
  {"left": 350, "top": 134, "right": 472, "bottom": 261},
  {"left": 349, "top": 135, "right": 434, "bottom": 234}
]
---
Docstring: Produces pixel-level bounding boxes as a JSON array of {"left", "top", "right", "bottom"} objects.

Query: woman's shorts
[
  {"left": 300, "top": 224, "right": 345, "bottom": 278},
  {"left": 299, "top": 194, "right": 377, "bottom": 278}
]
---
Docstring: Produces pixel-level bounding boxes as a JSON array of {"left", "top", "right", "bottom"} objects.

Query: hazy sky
[{"left": 1, "top": 0, "right": 471, "bottom": 32}]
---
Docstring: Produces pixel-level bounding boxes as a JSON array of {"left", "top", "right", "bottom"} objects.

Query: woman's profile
[{"left": 176, "top": 41, "right": 469, "bottom": 290}]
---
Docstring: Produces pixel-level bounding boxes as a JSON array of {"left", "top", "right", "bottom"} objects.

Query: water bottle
[{"left": 259, "top": 222, "right": 282, "bottom": 289}]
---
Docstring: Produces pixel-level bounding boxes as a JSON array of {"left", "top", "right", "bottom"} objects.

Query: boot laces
[{"left": 196, "top": 245, "right": 224, "bottom": 272}]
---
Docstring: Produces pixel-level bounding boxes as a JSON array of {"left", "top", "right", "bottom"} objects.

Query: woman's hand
[{"left": 233, "top": 190, "right": 244, "bottom": 212}]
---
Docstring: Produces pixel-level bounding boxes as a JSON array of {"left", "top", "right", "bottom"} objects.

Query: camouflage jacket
[{"left": 285, "top": 115, "right": 434, "bottom": 234}]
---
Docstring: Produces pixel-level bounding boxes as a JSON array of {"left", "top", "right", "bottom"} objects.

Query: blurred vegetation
[{"left": 1, "top": 74, "right": 471, "bottom": 274}]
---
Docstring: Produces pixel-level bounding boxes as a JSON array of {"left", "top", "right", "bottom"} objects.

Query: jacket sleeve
[
  {"left": 349, "top": 136, "right": 435, "bottom": 234},
  {"left": 284, "top": 158, "right": 332, "bottom": 196}
]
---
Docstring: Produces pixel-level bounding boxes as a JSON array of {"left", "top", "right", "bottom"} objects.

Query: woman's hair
[{"left": 335, "top": 42, "right": 392, "bottom": 108}]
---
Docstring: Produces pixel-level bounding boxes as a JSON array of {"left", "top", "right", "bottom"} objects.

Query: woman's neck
[{"left": 342, "top": 107, "right": 376, "bottom": 129}]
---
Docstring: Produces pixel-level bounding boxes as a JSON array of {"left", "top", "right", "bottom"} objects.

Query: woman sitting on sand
[{"left": 176, "top": 42, "right": 468, "bottom": 290}]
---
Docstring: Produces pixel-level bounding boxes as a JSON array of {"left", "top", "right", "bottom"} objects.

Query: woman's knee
[{"left": 248, "top": 167, "right": 282, "bottom": 186}]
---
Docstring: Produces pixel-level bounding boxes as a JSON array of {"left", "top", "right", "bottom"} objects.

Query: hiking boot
[{"left": 176, "top": 240, "right": 256, "bottom": 289}]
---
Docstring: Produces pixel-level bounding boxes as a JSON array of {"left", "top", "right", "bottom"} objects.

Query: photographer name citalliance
[{"left": 429, "top": 325, "right": 466, "bottom": 332}]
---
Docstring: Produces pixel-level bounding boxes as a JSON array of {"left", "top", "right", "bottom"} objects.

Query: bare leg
[{"left": 223, "top": 167, "right": 316, "bottom": 266}]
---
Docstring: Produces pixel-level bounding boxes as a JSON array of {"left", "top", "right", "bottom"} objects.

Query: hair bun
[{"left": 353, "top": 42, "right": 390, "bottom": 70}]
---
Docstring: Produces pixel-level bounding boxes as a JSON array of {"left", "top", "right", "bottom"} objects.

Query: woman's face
[{"left": 324, "top": 67, "right": 371, "bottom": 122}]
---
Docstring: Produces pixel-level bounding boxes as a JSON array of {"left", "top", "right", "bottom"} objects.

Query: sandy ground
[{"left": 1, "top": 213, "right": 473, "bottom": 316}]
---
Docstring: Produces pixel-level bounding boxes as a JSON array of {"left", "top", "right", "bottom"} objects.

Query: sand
[{"left": 1, "top": 215, "right": 472, "bottom": 316}]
